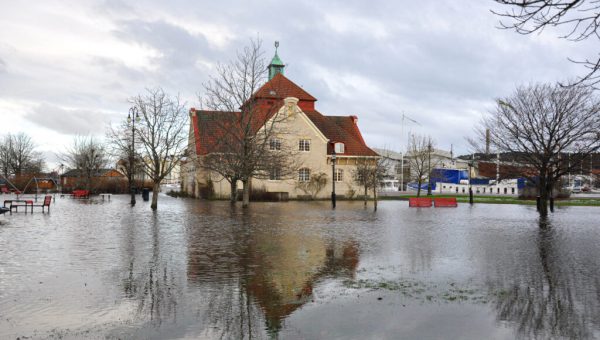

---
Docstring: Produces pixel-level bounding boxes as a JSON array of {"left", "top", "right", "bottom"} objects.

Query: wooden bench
[
  {"left": 409, "top": 197, "right": 433, "bottom": 207},
  {"left": 32, "top": 195, "right": 53, "bottom": 213},
  {"left": 433, "top": 197, "right": 458, "bottom": 207}
]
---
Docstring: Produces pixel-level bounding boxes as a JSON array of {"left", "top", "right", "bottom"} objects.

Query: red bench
[
  {"left": 409, "top": 197, "right": 433, "bottom": 207},
  {"left": 1, "top": 187, "right": 9, "bottom": 194},
  {"left": 434, "top": 197, "right": 458, "bottom": 207},
  {"left": 33, "top": 195, "right": 53, "bottom": 213},
  {"left": 72, "top": 190, "right": 90, "bottom": 199}
]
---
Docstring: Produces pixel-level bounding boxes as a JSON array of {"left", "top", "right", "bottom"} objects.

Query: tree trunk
[
  {"left": 417, "top": 179, "right": 422, "bottom": 197},
  {"left": 364, "top": 185, "right": 368, "bottom": 207},
  {"left": 538, "top": 176, "right": 549, "bottom": 217},
  {"left": 151, "top": 182, "right": 160, "bottom": 210},
  {"left": 242, "top": 179, "right": 250, "bottom": 208},
  {"left": 230, "top": 179, "right": 238, "bottom": 205},
  {"left": 373, "top": 187, "right": 378, "bottom": 211}
]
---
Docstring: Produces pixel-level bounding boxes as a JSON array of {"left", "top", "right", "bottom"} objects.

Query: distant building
[{"left": 60, "top": 168, "right": 125, "bottom": 192}]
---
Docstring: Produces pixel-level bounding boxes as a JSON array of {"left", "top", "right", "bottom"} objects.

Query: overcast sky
[{"left": 0, "top": 0, "right": 595, "bottom": 170}]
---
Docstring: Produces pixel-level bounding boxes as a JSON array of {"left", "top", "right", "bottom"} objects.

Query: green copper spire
[{"left": 268, "top": 41, "right": 284, "bottom": 80}]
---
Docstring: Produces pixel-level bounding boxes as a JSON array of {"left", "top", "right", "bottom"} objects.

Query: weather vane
[{"left": 275, "top": 41, "right": 279, "bottom": 51}]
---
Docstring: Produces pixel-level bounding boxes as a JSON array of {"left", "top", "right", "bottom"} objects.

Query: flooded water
[{"left": 1, "top": 195, "right": 599, "bottom": 339}]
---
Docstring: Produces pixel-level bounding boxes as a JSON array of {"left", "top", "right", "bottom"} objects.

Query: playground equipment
[{"left": 0, "top": 174, "right": 59, "bottom": 202}]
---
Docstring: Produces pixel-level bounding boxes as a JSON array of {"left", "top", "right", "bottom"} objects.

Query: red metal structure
[{"left": 409, "top": 197, "right": 433, "bottom": 207}]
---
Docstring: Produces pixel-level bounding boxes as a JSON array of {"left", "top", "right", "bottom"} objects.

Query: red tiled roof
[
  {"left": 303, "top": 110, "right": 378, "bottom": 157},
  {"left": 252, "top": 73, "right": 316, "bottom": 102},
  {"left": 192, "top": 74, "right": 377, "bottom": 157}
]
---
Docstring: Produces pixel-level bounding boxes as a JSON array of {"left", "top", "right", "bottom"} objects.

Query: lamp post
[
  {"left": 331, "top": 148, "right": 337, "bottom": 209},
  {"left": 427, "top": 141, "right": 432, "bottom": 196},
  {"left": 468, "top": 154, "right": 474, "bottom": 205},
  {"left": 127, "top": 107, "right": 140, "bottom": 206}
]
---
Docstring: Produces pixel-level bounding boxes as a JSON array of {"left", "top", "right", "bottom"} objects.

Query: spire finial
[{"left": 268, "top": 41, "right": 284, "bottom": 80}]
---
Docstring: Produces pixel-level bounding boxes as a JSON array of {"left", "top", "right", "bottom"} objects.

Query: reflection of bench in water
[{"left": 0, "top": 207, "right": 9, "bottom": 215}]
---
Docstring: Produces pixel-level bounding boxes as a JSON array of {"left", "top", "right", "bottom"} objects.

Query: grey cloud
[{"left": 24, "top": 104, "right": 116, "bottom": 135}]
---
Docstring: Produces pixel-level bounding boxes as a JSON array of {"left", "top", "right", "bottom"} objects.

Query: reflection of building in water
[
  {"left": 186, "top": 225, "right": 359, "bottom": 335},
  {"left": 247, "top": 237, "right": 359, "bottom": 333}
]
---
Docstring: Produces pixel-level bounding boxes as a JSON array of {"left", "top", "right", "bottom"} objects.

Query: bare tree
[
  {"left": 61, "top": 136, "right": 109, "bottom": 192},
  {"left": 106, "top": 115, "right": 144, "bottom": 204},
  {"left": 353, "top": 158, "right": 386, "bottom": 210},
  {"left": 0, "top": 132, "right": 44, "bottom": 176},
  {"left": 493, "top": 0, "right": 600, "bottom": 86},
  {"left": 406, "top": 134, "right": 437, "bottom": 197},
  {"left": 198, "top": 38, "right": 297, "bottom": 207},
  {"left": 473, "top": 83, "right": 600, "bottom": 217},
  {"left": 133, "top": 87, "right": 188, "bottom": 210}
]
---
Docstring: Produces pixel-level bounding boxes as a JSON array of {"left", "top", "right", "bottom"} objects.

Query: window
[
  {"left": 334, "top": 169, "right": 343, "bottom": 182},
  {"left": 270, "top": 138, "right": 281, "bottom": 151},
  {"left": 511, "top": 187, "right": 515, "bottom": 194},
  {"left": 269, "top": 167, "right": 281, "bottom": 180},
  {"left": 394, "top": 164, "right": 402, "bottom": 175},
  {"left": 299, "top": 139, "right": 310, "bottom": 151},
  {"left": 334, "top": 142, "right": 345, "bottom": 154},
  {"left": 298, "top": 168, "right": 310, "bottom": 181}
]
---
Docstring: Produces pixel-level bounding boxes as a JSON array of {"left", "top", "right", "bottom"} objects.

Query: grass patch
[{"left": 380, "top": 194, "right": 600, "bottom": 206}]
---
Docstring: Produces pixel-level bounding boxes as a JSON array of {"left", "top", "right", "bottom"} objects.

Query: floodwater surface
[{"left": 1, "top": 195, "right": 599, "bottom": 339}]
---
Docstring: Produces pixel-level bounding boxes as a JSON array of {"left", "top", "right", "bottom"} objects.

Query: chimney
[
  {"left": 189, "top": 107, "right": 196, "bottom": 116},
  {"left": 350, "top": 115, "right": 358, "bottom": 125}
]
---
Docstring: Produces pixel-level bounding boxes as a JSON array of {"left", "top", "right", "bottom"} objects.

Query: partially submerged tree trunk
[
  {"left": 373, "top": 187, "right": 378, "bottom": 211},
  {"left": 364, "top": 185, "right": 368, "bottom": 207},
  {"left": 242, "top": 179, "right": 250, "bottom": 208},
  {"left": 151, "top": 182, "right": 160, "bottom": 210},
  {"left": 230, "top": 179, "right": 238, "bottom": 204}
]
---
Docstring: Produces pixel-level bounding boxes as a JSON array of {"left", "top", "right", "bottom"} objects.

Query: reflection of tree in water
[
  {"left": 488, "top": 218, "right": 600, "bottom": 339},
  {"left": 121, "top": 214, "right": 180, "bottom": 326},
  {"left": 186, "top": 208, "right": 360, "bottom": 338}
]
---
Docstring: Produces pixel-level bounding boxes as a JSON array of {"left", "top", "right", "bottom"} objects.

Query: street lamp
[
  {"left": 127, "top": 107, "right": 140, "bottom": 206},
  {"left": 331, "top": 146, "right": 337, "bottom": 209},
  {"left": 427, "top": 141, "right": 432, "bottom": 196}
]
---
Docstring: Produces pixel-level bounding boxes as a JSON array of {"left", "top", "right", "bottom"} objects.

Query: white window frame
[
  {"left": 334, "top": 168, "right": 343, "bottom": 182},
  {"left": 298, "top": 168, "right": 310, "bottom": 181},
  {"left": 334, "top": 142, "right": 345, "bottom": 154},
  {"left": 299, "top": 139, "right": 310, "bottom": 152},
  {"left": 270, "top": 138, "right": 281, "bottom": 151}
]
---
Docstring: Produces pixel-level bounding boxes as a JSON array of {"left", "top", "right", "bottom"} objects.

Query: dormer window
[{"left": 334, "top": 142, "right": 345, "bottom": 154}]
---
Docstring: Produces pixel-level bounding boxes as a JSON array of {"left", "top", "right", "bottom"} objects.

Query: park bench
[
  {"left": 5, "top": 199, "right": 34, "bottom": 213},
  {"left": 409, "top": 197, "right": 433, "bottom": 207},
  {"left": 433, "top": 197, "right": 458, "bottom": 207},
  {"left": 32, "top": 195, "right": 53, "bottom": 213},
  {"left": 72, "top": 190, "right": 90, "bottom": 199}
]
